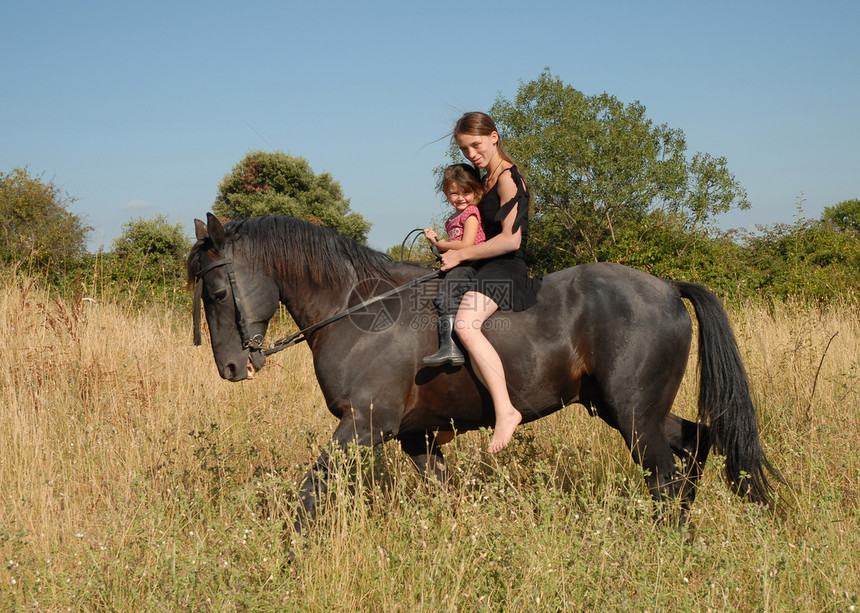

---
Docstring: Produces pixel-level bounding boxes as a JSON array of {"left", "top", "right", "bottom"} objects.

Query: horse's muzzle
[
  {"left": 249, "top": 349, "right": 266, "bottom": 374},
  {"left": 220, "top": 350, "right": 266, "bottom": 382}
]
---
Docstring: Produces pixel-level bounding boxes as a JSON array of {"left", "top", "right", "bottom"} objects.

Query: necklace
[{"left": 484, "top": 156, "right": 504, "bottom": 187}]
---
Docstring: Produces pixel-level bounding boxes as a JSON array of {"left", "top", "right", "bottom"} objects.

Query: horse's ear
[
  {"left": 194, "top": 218, "right": 208, "bottom": 241},
  {"left": 206, "top": 212, "right": 225, "bottom": 250}
]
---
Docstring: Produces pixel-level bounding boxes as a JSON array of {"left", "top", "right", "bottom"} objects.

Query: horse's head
[{"left": 189, "top": 213, "right": 279, "bottom": 381}]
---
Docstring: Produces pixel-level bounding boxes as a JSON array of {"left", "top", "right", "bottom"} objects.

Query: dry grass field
[{"left": 1, "top": 271, "right": 857, "bottom": 611}]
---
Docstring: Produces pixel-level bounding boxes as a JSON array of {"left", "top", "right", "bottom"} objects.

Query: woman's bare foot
[{"left": 487, "top": 406, "right": 522, "bottom": 453}]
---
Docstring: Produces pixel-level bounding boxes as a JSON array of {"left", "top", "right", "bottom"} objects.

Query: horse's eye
[{"left": 214, "top": 289, "right": 228, "bottom": 302}]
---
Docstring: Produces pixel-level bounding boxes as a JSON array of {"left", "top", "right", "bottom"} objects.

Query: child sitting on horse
[{"left": 422, "top": 163, "right": 486, "bottom": 367}]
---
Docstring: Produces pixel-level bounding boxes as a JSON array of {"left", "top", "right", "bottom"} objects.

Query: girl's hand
[
  {"left": 423, "top": 228, "right": 438, "bottom": 242},
  {"left": 440, "top": 248, "right": 463, "bottom": 271}
]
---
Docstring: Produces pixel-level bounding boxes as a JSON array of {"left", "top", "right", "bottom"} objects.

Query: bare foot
[{"left": 487, "top": 407, "right": 522, "bottom": 453}]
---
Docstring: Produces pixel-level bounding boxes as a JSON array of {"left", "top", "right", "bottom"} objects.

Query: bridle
[
  {"left": 193, "top": 250, "right": 440, "bottom": 357},
  {"left": 193, "top": 254, "right": 261, "bottom": 351}
]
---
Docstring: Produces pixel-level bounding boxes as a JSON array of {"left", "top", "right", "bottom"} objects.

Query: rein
[
  {"left": 256, "top": 268, "right": 439, "bottom": 356},
  {"left": 400, "top": 228, "right": 441, "bottom": 263},
  {"left": 193, "top": 253, "right": 439, "bottom": 357}
]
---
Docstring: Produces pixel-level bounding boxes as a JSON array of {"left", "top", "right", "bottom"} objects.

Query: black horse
[{"left": 188, "top": 213, "right": 779, "bottom": 534}]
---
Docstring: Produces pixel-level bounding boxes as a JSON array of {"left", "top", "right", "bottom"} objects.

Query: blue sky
[{"left": 2, "top": 0, "right": 858, "bottom": 252}]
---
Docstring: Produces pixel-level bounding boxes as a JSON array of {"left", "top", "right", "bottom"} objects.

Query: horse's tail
[{"left": 672, "top": 281, "right": 782, "bottom": 510}]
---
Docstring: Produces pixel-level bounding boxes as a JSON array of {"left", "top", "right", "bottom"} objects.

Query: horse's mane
[{"left": 189, "top": 215, "right": 395, "bottom": 288}]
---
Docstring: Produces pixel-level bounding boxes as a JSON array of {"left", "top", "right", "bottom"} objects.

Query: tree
[
  {"left": 822, "top": 198, "right": 860, "bottom": 234},
  {"left": 111, "top": 214, "right": 191, "bottom": 281},
  {"left": 213, "top": 151, "right": 371, "bottom": 243},
  {"left": 0, "top": 168, "right": 90, "bottom": 271},
  {"left": 485, "top": 70, "right": 749, "bottom": 265}
]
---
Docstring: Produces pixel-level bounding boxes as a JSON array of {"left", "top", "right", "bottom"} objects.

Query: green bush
[
  {"left": 741, "top": 218, "right": 860, "bottom": 301},
  {"left": 0, "top": 168, "right": 90, "bottom": 276}
]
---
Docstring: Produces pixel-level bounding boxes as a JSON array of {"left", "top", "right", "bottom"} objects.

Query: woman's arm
[
  {"left": 440, "top": 173, "right": 521, "bottom": 271},
  {"left": 434, "top": 214, "right": 480, "bottom": 252}
]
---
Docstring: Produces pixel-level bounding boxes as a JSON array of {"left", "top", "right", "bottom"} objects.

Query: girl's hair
[
  {"left": 437, "top": 163, "right": 483, "bottom": 201},
  {"left": 453, "top": 111, "right": 516, "bottom": 167}
]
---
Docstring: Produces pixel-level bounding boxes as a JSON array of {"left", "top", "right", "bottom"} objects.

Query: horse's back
[
  {"left": 534, "top": 263, "right": 689, "bottom": 333},
  {"left": 461, "top": 263, "right": 685, "bottom": 419},
  {"left": 538, "top": 262, "right": 679, "bottom": 306}
]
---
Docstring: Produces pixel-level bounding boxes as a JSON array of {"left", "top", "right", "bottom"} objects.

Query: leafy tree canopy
[
  {"left": 822, "top": 198, "right": 860, "bottom": 234},
  {"left": 485, "top": 70, "right": 749, "bottom": 265},
  {"left": 213, "top": 151, "right": 371, "bottom": 243},
  {"left": 0, "top": 168, "right": 90, "bottom": 271}
]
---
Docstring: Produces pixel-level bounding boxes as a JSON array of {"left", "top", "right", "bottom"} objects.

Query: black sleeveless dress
[{"left": 472, "top": 165, "right": 541, "bottom": 312}]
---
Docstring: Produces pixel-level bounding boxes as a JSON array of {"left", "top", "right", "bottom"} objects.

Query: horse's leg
[
  {"left": 292, "top": 414, "right": 373, "bottom": 537},
  {"left": 664, "top": 413, "right": 712, "bottom": 511},
  {"left": 629, "top": 427, "right": 685, "bottom": 508},
  {"left": 606, "top": 408, "right": 686, "bottom": 521},
  {"left": 399, "top": 431, "right": 450, "bottom": 485}
]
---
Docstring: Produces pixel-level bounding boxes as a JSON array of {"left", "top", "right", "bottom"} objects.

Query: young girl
[
  {"left": 439, "top": 112, "right": 541, "bottom": 453},
  {"left": 422, "top": 163, "right": 486, "bottom": 367}
]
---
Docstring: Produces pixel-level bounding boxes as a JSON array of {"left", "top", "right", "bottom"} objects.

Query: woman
[{"left": 439, "top": 112, "right": 541, "bottom": 453}]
